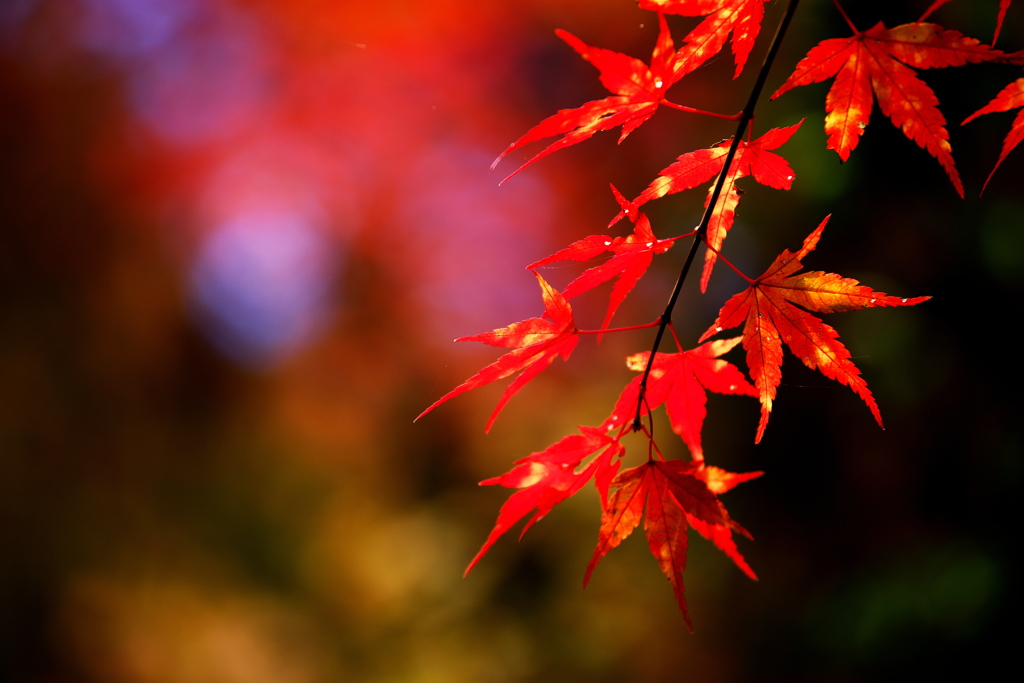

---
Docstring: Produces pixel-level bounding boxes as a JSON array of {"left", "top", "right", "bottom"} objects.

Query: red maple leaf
[
  {"left": 601, "top": 337, "right": 756, "bottom": 459},
  {"left": 465, "top": 426, "right": 623, "bottom": 575},
  {"left": 584, "top": 459, "right": 758, "bottom": 630},
  {"left": 771, "top": 21, "right": 1008, "bottom": 197},
  {"left": 416, "top": 273, "right": 579, "bottom": 432},
  {"left": 962, "top": 77, "right": 1024, "bottom": 192},
  {"left": 639, "top": 0, "right": 769, "bottom": 78},
  {"left": 699, "top": 216, "right": 930, "bottom": 443},
  {"left": 492, "top": 14, "right": 709, "bottom": 183},
  {"left": 529, "top": 188, "right": 678, "bottom": 331},
  {"left": 613, "top": 121, "right": 801, "bottom": 291}
]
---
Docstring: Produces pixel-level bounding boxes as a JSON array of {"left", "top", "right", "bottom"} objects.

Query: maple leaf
[
  {"left": 771, "top": 21, "right": 1009, "bottom": 198},
  {"left": 492, "top": 14, "right": 708, "bottom": 183},
  {"left": 639, "top": 0, "right": 768, "bottom": 78},
  {"left": 529, "top": 188, "right": 677, "bottom": 330},
  {"left": 962, "top": 77, "right": 1024, "bottom": 192},
  {"left": 584, "top": 459, "right": 757, "bottom": 630},
  {"left": 601, "top": 337, "right": 756, "bottom": 459},
  {"left": 416, "top": 273, "right": 579, "bottom": 432},
  {"left": 699, "top": 216, "right": 930, "bottom": 443},
  {"left": 465, "top": 426, "right": 623, "bottom": 575},
  {"left": 613, "top": 121, "right": 801, "bottom": 291}
]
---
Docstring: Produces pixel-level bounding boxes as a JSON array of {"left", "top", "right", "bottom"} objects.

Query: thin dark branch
[{"left": 632, "top": 0, "right": 801, "bottom": 431}]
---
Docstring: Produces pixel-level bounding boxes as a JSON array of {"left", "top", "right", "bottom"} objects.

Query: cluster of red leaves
[
  {"left": 771, "top": 2, "right": 1021, "bottom": 197},
  {"left": 610, "top": 120, "right": 802, "bottom": 291},
  {"left": 416, "top": 0, "right": 1018, "bottom": 627}
]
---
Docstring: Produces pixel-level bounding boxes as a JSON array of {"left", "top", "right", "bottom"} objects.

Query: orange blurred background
[{"left": 1, "top": 1, "right": 1020, "bottom": 681}]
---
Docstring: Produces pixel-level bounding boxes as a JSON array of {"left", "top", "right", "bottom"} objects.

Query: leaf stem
[
  {"left": 702, "top": 241, "right": 755, "bottom": 283},
  {"left": 661, "top": 100, "right": 742, "bottom": 121},
  {"left": 632, "top": 0, "right": 801, "bottom": 431},
  {"left": 668, "top": 321, "right": 683, "bottom": 351},
  {"left": 578, "top": 320, "right": 662, "bottom": 335}
]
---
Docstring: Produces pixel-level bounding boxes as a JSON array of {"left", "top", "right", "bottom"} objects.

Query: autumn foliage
[{"left": 417, "top": 0, "right": 1019, "bottom": 629}]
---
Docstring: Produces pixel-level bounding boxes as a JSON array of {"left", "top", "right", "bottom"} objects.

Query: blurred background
[{"left": 0, "top": 1, "right": 1020, "bottom": 681}]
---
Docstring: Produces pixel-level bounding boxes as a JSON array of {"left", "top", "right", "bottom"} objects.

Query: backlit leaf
[
  {"left": 772, "top": 21, "right": 1010, "bottom": 197},
  {"left": 700, "top": 216, "right": 930, "bottom": 442},
  {"left": 416, "top": 273, "right": 579, "bottom": 432}
]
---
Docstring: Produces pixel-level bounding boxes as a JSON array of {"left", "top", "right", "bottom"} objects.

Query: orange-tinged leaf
[
  {"left": 699, "top": 464, "right": 763, "bottom": 494},
  {"left": 416, "top": 273, "right": 579, "bottom": 432},
  {"left": 700, "top": 216, "right": 930, "bottom": 442},
  {"left": 613, "top": 121, "right": 801, "bottom": 290},
  {"left": 585, "top": 459, "right": 757, "bottom": 629},
  {"left": 465, "top": 426, "right": 622, "bottom": 575},
  {"left": 962, "top": 77, "right": 1024, "bottom": 192},
  {"left": 601, "top": 337, "right": 756, "bottom": 459},
  {"left": 772, "top": 21, "right": 1010, "bottom": 197}
]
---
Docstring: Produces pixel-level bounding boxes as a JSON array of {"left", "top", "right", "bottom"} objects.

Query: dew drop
[
  {"left": 729, "top": 384, "right": 736, "bottom": 391},
  {"left": 716, "top": 326, "right": 723, "bottom": 332},
  {"left": 646, "top": 242, "right": 654, "bottom": 247},
  {"left": 654, "top": 79, "right": 663, "bottom": 88},
  {"left": 870, "top": 298, "right": 876, "bottom": 303},
  {"left": 624, "top": 208, "right": 630, "bottom": 214},
  {"left": 604, "top": 240, "right": 612, "bottom": 246},
  {"left": 901, "top": 298, "right": 907, "bottom": 303}
]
